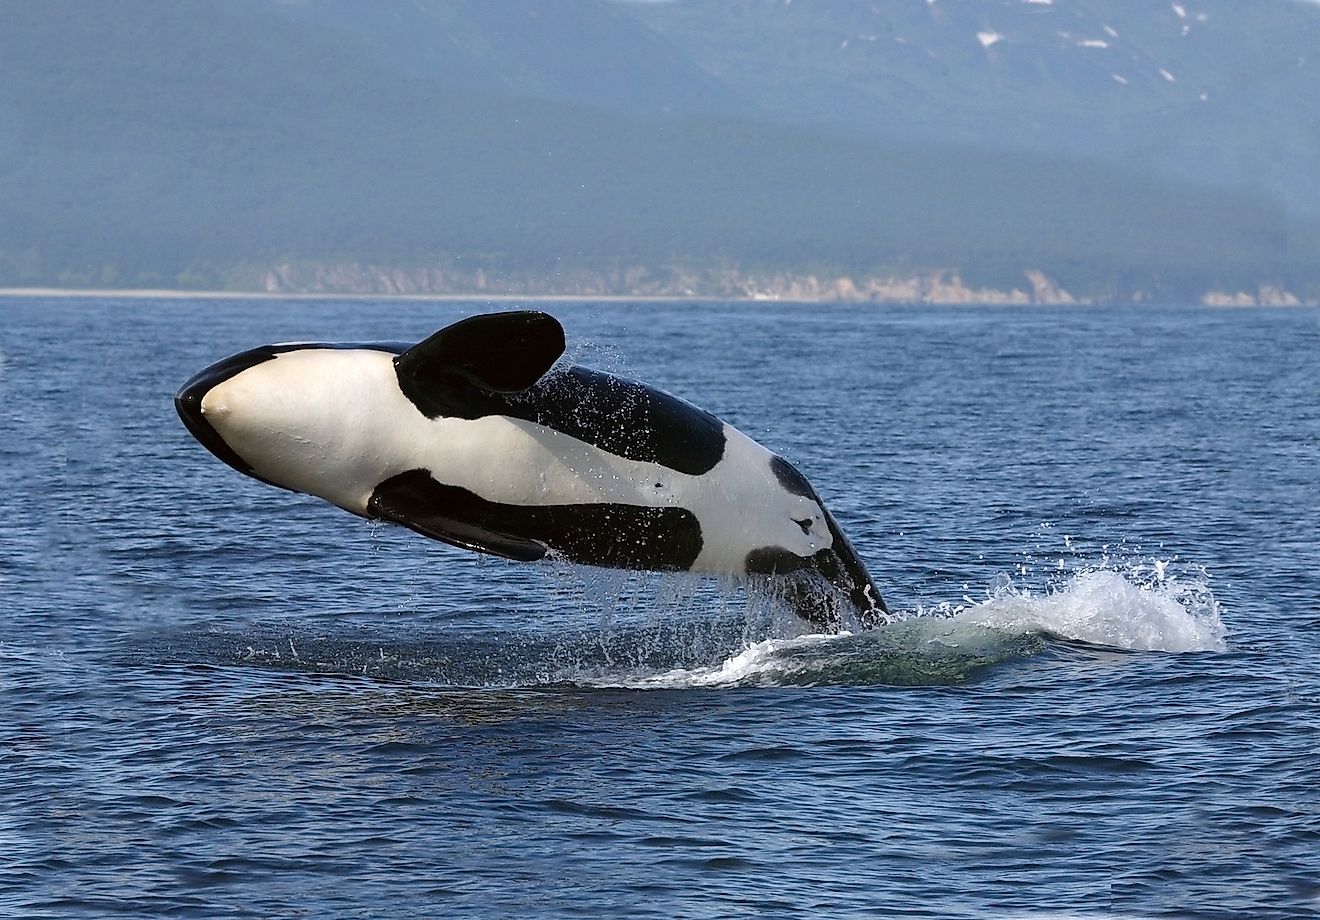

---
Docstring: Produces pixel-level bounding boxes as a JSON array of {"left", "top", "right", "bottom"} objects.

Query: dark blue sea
[{"left": 2, "top": 297, "right": 1317, "bottom": 918}]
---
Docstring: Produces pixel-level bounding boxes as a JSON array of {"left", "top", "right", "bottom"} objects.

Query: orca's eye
[{"left": 794, "top": 517, "right": 812, "bottom": 534}]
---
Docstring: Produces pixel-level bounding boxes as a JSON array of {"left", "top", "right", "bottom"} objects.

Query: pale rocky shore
[
  {"left": 253, "top": 262, "right": 1316, "bottom": 306},
  {"left": 1, "top": 267, "right": 1312, "bottom": 306}
]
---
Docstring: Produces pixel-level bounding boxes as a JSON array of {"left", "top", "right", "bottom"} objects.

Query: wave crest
[
  {"left": 926, "top": 566, "right": 1226, "bottom": 654},
  {"left": 592, "top": 563, "right": 1226, "bottom": 689}
]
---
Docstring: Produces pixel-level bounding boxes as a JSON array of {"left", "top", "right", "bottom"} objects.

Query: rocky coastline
[{"left": 254, "top": 262, "right": 1315, "bottom": 307}]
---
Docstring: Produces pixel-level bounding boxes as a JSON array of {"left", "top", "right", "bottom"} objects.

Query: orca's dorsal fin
[{"left": 395, "top": 311, "right": 565, "bottom": 394}]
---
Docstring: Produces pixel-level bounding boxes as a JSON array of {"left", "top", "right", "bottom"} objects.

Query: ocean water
[{"left": 1, "top": 297, "right": 1317, "bottom": 918}]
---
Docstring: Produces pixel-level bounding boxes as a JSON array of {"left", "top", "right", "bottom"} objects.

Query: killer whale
[{"left": 175, "top": 311, "right": 888, "bottom": 630}]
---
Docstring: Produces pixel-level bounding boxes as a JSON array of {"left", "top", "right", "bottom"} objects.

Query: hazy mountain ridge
[
  {"left": 626, "top": 0, "right": 1320, "bottom": 218},
  {"left": 1, "top": 0, "right": 1316, "bottom": 302}
]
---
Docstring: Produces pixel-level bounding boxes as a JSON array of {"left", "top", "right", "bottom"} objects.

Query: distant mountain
[
  {"left": 626, "top": 0, "right": 1320, "bottom": 220},
  {"left": 257, "top": 0, "right": 1320, "bottom": 220},
  {"left": 253, "top": 0, "right": 741, "bottom": 116},
  {"left": 0, "top": 0, "right": 1316, "bottom": 301}
]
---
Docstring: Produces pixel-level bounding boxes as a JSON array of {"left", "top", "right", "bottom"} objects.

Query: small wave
[
  {"left": 583, "top": 563, "right": 1224, "bottom": 688},
  {"left": 582, "top": 624, "right": 1050, "bottom": 690},
  {"left": 591, "top": 633, "right": 841, "bottom": 689},
  {"left": 923, "top": 566, "right": 1226, "bottom": 653}
]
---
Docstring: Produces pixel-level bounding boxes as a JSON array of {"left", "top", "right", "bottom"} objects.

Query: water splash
[
  {"left": 582, "top": 561, "right": 1225, "bottom": 689},
  {"left": 921, "top": 564, "right": 1226, "bottom": 653},
  {"left": 590, "top": 633, "right": 839, "bottom": 689},
  {"left": 144, "top": 561, "right": 1225, "bottom": 690}
]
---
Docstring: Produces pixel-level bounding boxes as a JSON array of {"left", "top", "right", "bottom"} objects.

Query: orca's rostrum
[{"left": 176, "top": 311, "right": 888, "bottom": 630}]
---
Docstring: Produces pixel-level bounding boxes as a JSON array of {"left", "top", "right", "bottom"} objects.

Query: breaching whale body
[{"left": 175, "top": 311, "right": 888, "bottom": 630}]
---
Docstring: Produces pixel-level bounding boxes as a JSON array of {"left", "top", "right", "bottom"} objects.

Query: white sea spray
[
  {"left": 946, "top": 566, "right": 1226, "bottom": 653},
  {"left": 582, "top": 560, "right": 1226, "bottom": 689}
]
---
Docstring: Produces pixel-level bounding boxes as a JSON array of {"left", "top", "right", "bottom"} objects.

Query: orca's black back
[{"left": 397, "top": 365, "right": 729, "bottom": 476}]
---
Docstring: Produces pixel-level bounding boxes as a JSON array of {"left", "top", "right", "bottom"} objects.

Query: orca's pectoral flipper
[
  {"left": 367, "top": 469, "right": 548, "bottom": 563},
  {"left": 395, "top": 311, "right": 565, "bottom": 394}
]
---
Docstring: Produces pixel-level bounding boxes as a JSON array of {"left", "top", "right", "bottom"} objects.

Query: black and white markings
[
  {"left": 391, "top": 312, "right": 727, "bottom": 476},
  {"left": 175, "top": 311, "right": 889, "bottom": 630},
  {"left": 369, "top": 468, "right": 704, "bottom": 571}
]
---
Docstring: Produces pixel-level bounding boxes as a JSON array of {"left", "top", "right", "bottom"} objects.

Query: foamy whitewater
[
  {"left": 594, "top": 563, "right": 1225, "bottom": 689},
  {"left": 947, "top": 567, "right": 1225, "bottom": 653}
]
